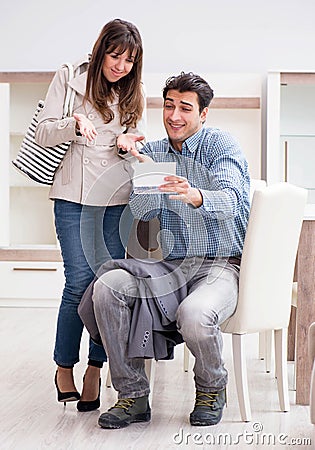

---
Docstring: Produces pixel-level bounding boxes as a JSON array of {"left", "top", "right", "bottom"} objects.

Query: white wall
[
  {"left": 1, "top": 0, "right": 315, "bottom": 74},
  {"left": 2, "top": 0, "right": 315, "bottom": 178}
]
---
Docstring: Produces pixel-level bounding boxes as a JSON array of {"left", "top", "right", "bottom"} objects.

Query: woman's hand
[
  {"left": 73, "top": 113, "right": 98, "bottom": 141},
  {"left": 159, "top": 175, "right": 203, "bottom": 208},
  {"left": 117, "top": 133, "right": 149, "bottom": 162}
]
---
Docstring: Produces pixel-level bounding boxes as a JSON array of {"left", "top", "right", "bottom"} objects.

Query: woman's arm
[{"left": 35, "top": 67, "right": 78, "bottom": 147}]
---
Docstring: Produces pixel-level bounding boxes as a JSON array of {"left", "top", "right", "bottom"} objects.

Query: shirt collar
[{"left": 167, "top": 127, "right": 205, "bottom": 154}]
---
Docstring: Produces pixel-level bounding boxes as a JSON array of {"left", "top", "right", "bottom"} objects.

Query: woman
[{"left": 35, "top": 18, "right": 145, "bottom": 412}]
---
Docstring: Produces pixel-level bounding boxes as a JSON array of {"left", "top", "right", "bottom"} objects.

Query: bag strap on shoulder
[{"left": 62, "top": 62, "right": 76, "bottom": 118}]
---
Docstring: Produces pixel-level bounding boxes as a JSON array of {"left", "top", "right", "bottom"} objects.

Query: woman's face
[{"left": 102, "top": 48, "right": 136, "bottom": 82}]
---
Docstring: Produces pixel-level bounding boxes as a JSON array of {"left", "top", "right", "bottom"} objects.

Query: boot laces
[
  {"left": 110, "top": 398, "right": 135, "bottom": 412},
  {"left": 195, "top": 391, "right": 218, "bottom": 408}
]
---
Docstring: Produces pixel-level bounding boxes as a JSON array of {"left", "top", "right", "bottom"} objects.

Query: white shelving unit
[
  {"left": 0, "top": 71, "right": 262, "bottom": 306},
  {"left": 0, "top": 73, "right": 63, "bottom": 306}
]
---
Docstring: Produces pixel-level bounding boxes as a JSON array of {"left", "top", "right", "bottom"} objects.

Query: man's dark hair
[{"left": 162, "top": 72, "right": 214, "bottom": 113}]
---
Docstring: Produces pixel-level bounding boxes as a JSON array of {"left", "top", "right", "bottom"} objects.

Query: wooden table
[{"left": 296, "top": 219, "right": 315, "bottom": 405}]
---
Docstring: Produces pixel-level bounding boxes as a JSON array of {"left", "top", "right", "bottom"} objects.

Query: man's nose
[{"left": 170, "top": 108, "right": 181, "bottom": 120}]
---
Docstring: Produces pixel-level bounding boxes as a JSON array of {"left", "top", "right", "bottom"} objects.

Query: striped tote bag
[{"left": 12, "top": 63, "right": 75, "bottom": 185}]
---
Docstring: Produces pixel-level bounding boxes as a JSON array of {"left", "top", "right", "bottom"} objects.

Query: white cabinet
[
  {"left": 267, "top": 71, "right": 315, "bottom": 217},
  {"left": 0, "top": 261, "right": 64, "bottom": 307}
]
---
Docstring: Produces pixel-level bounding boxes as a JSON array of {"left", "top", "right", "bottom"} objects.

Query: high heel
[
  {"left": 77, "top": 378, "right": 101, "bottom": 412},
  {"left": 54, "top": 371, "right": 81, "bottom": 405}
]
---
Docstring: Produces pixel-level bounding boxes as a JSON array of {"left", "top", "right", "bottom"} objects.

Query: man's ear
[{"left": 200, "top": 107, "right": 209, "bottom": 124}]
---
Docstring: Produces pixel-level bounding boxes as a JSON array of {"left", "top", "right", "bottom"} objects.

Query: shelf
[
  {"left": 147, "top": 96, "right": 260, "bottom": 109},
  {"left": 281, "top": 134, "right": 315, "bottom": 138},
  {"left": 281, "top": 72, "right": 315, "bottom": 85},
  {"left": 0, "top": 72, "right": 55, "bottom": 83},
  {"left": 0, "top": 247, "right": 62, "bottom": 262}
]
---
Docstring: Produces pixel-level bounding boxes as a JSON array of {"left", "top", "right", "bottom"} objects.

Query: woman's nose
[{"left": 115, "top": 58, "right": 125, "bottom": 71}]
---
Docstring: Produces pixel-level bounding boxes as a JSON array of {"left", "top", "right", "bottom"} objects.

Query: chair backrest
[
  {"left": 222, "top": 182, "right": 307, "bottom": 334},
  {"left": 250, "top": 179, "right": 266, "bottom": 203}
]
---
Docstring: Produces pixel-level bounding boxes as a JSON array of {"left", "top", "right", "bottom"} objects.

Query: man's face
[{"left": 163, "top": 90, "right": 208, "bottom": 151}]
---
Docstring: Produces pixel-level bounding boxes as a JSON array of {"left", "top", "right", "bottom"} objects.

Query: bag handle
[{"left": 62, "top": 62, "right": 76, "bottom": 118}]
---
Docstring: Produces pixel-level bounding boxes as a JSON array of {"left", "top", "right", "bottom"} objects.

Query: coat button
[
  {"left": 101, "top": 160, "right": 108, "bottom": 167},
  {"left": 83, "top": 157, "right": 89, "bottom": 164},
  {"left": 88, "top": 113, "right": 94, "bottom": 120},
  {"left": 57, "top": 118, "right": 67, "bottom": 129}
]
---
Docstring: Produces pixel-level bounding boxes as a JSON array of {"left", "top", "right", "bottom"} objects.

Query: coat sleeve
[{"left": 35, "top": 66, "right": 77, "bottom": 147}]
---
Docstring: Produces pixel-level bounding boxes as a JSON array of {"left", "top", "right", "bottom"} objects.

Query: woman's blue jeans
[{"left": 53, "top": 199, "right": 132, "bottom": 367}]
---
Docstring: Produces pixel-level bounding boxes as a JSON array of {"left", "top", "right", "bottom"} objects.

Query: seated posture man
[{"left": 92, "top": 72, "right": 250, "bottom": 428}]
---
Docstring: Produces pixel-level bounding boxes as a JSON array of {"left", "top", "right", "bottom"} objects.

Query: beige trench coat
[{"left": 35, "top": 55, "right": 146, "bottom": 206}]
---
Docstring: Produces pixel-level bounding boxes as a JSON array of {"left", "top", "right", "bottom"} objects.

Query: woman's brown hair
[{"left": 85, "top": 18, "right": 144, "bottom": 128}]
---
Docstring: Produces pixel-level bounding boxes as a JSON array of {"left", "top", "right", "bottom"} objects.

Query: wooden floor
[{"left": 0, "top": 306, "right": 314, "bottom": 450}]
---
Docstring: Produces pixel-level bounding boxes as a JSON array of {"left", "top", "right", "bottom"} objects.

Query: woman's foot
[
  {"left": 56, "top": 366, "right": 78, "bottom": 393},
  {"left": 80, "top": 365, "right": 101, "bottom": 402},
  {"left": 54, "top": 366, "right": 80, "bottom": 403},
  {"left": 77, "top": 365, "right": 101, "bottom": 412}
]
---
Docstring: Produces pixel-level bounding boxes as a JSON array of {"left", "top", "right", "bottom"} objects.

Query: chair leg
[
  {"left": 106, "top": 368, "right": 112, "bottom": 387},
  {"left": 183, "top": 343, "right": 190, "bottom": 372},
  {"left": 258, "top": 331, "right": 272, "bottom": 372},
  {"left": 258, "top": 331, "right": 265, "bottom": 360},
  {"left": 265, "top": 330, "right": 273, "bottom": 373},
  {"left": 274, "top": 328, "right": 290, "bottom": 412},
  {"left": 145, "top": 359, "right": 155, "bottom": 404},
  {"left": 232, "top": 334, "right": 252, "bottom": 422}
]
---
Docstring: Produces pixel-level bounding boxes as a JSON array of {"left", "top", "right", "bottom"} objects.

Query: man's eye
[{"left": 164, "top": 104, "right": 173, "bottom": 109}]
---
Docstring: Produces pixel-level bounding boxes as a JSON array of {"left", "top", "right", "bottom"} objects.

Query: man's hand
[
  {"left": 73, "top": 113, "right": 97, "bottom": 141},
  {"left": 159, "top": 175, "right": 203, "bottom": 207}
]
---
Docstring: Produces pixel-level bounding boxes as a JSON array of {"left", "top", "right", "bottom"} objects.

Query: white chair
[
  {"left": 259, "top": 282, "right": 298, "bottom": 375},
  {"left": 183, "top": 178, "right": 267, "bottom": 373},
  {"left": 220, "top": 182, "right": 307, "bottom": 421}
]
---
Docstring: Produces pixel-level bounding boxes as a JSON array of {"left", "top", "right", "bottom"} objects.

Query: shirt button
[
  {"left": 101, "top": 160, "right": 108, "bottom": 167},
  {"left": 83, "top": 157, "right": 89, "bottom": 164},
  {"left": 88, "top": 113, "right": 94, "bottom": 120}
]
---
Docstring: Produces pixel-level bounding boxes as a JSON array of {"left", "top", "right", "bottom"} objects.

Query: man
[{"left": 92, "top": 72, "right": 250, "bottom": 428}]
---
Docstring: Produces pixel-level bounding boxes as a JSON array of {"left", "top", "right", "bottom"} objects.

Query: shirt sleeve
[{"left": 197, "top": 131, "right": 248, "bottom": 219}]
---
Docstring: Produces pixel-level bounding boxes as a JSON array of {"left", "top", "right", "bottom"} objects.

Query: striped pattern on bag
[{"left": 12, "top": 100, "right": 71, "bottom": 185}]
